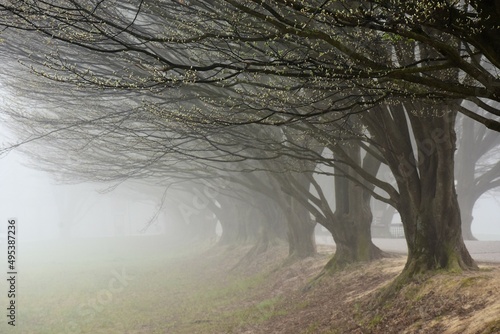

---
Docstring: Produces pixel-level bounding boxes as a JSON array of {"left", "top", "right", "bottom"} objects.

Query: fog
[
  {"left": 0, "top": 152, "right": 169, "bottom": 242},
  {"left": 2, "top": 150, "right": 500, "bottom": 243},
  {"left": 2, "top": 2, "right": 500, "bottom": 332}
]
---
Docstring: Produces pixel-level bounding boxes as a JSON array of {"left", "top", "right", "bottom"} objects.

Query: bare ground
[
  {"left": 218, "top": 244, "right": 500, "bottom": 334},
  {"left": 11, "top": 237, "right": 499, "bottom": 333}
]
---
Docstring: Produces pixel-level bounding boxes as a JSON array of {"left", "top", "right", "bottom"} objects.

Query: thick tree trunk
[
  {"left": 398, "top": 191, "right": 476, "bottom": 277},
  {"left": 323, "top": 174, "right": 384, "bottom": 271},
  {"left": 365, "top": 104, "right": 478, "bottom": 283},
  {"left": 286, "top": 195, "right": 317, "bottom": 259},
  {"left": 266, "top": 170, "right": 317, "bottom": 259},
  {"left": 396, "top": 109, "right": 478, "bottom": 278},
  {"left": 321, "top": 143, "right": 384, "bottom": 271}
]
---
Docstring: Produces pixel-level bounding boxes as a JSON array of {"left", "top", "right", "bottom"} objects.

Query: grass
[
  {"left": 483, "top": 319, "right": 500, "bottom": 334},
  {"left": 368, "top": 314, "right": 383, "bottom": 328},
  {"left": 3, "top": 236, "right": 499, "bottom": 334},
  {"left": 0, "top": 236, "right": 281, "bottom": 334}
]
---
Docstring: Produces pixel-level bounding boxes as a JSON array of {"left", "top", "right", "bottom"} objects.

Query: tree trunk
[
  {"left": 321, "top": 143, "right": 384, "bottom": 271},
  {"left": 365, "top": 104, "right": 478, "bottom": 282},
  {"left": 286, "top": 195, "right": 317, "bottom": 259},
  {"left": 457, "top": 193, "right": 477, "bottom": 241},
  {"left": 231, "top": 195, "right": 287, "bottom": 267},
  {"left": 266, "top": 170, "right": 317, "bottom": 259},
  {"left": 397, "top": 109, "right": 478, "bottom": 278},
  {"left": 215, "top": 197, "right": 260, "bottom": 246},
  {"left": 398, "top": 190, "right": 476, "bottom": 277},
  {"left": 323, "top": 174, "right": 384, "bottom": 271}
]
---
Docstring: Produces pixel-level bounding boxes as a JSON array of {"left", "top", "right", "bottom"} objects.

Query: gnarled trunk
[
  {"left": 365, "top": 103, "right": 478, "bottom": 282},
  {"left": 398, "top": 190, "right": 476, "bottom": 277},
  {"left": 323, "top": 173, "right": 384, "bottom": 271},
  {"left": 286, "top": 195, "right": 317, "bottom": 259},
  {"left": 395, "top": 108, "right": 478, "bottom": 278},
  {"left": 321, "top": 143, "right": 384, "bottom": 271},
  {"left": 398, "top": 111, "right": 477, "bottom": 277},
  {"left": 268, "top": 170, "right": 318, "bottom": 259}
]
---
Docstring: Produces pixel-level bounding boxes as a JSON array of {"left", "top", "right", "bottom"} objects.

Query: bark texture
[
  {"left": 366, "top": 105, "right": 478, "bottom": 280},
  {"left": 321, "top": 142, "right": 384, "bottom": 272}
]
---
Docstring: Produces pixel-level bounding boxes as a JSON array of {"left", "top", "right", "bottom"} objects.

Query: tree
[
  {"left": 277, "top": 126, "right": 386, "bottom": 270},
  {"left": 364, "top": 103, "right": 477, "bottom": 278},
  {"left": 292, "top": 101, "right": 478, "bottom": 278},
  {"left": 1, "top": 0, "right": 491, "bottom": 282},
  {"left": 455, "top": 110, "right": 500, "bottom": 240},
  {"left": 1, "top": 1, "right": 499, "bottom": 129}
]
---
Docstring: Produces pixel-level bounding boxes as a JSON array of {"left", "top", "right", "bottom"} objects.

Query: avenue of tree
[{"left": 0, "top": 0, "right": 499, "bottom": 288}]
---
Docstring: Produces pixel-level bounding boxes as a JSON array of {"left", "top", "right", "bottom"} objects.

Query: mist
[
  {"left": 2, "top": 146, "right": 499, "bottom": 245},
  {"left": 1, "top": 1, "right": 500, "bottom": 332},
  {"left": 0, "top": 153, "right": 168, "bottom": 242}
]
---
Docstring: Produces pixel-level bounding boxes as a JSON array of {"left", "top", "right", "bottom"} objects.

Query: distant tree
[
  {"left": 278, "top": 126, "right": 385, "bottom": 270},
  {"left": 455, "top": 111, "right": 500, "bottom": 240},
  {"left": 2, "top": 0, "right": 493, "bottom": 282}
]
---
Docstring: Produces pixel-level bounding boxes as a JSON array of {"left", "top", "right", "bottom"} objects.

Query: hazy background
[
  {"left": 0, "top": 151, "right": 167, "bottom": 242},
  {"left": 1, "top": 149, "right": 499, "bottom": 242}
]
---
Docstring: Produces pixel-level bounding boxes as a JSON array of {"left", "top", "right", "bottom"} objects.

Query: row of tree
[{"left": 0, "top": 0, "right": 499, "bottom": 286}]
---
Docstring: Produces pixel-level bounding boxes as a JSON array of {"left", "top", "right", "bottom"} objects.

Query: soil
[{"left": 223, "top": 244, "right": 500, "bottom": 334}]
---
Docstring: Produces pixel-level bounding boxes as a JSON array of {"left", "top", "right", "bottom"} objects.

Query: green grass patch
[{"left": 1, "top": 237, "right": 285, "bottom": 334}]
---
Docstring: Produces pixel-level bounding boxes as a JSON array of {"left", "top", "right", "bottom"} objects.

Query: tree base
[
  {"left": 372, "top": 253, "right": 479, "bottom": 307},
  {"left": 304, "top": 243, "right": 386, "bottom": 291}
]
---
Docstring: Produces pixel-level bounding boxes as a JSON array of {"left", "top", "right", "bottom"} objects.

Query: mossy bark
[
  {"left": 323, "top": 180, "right": 384, "bottom": 273},
  {"left": 321, "top": 143, "right": 384, "bottom": 273},
  {"left": 398, "top": 195, "right": 477, "bottom": 278},
  {"left": 307, "top": 173, "right": 383, "bottom": 289},
  {"left": 365, "top": 104, "right": 479, "bottom": 287},
  {"left": 401, "top": 113, "right": 477, "bottom": 278}
]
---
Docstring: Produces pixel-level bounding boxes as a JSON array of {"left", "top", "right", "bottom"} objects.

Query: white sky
[{"left": 0, "top": 150, "right": 165, "bottom": 241}]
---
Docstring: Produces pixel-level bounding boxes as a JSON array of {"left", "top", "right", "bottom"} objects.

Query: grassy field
[
  {"left": 1, "top": 236, "right": 499, "bottom": 334},
  {"left": 0, "top": 236, "right": 290, "bottom": 334}
]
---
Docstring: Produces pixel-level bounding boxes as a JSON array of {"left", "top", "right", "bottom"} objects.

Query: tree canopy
[
  {"left": 1, "top": 0, "right": 499, "bottom": 129},
  {"left": 1, "top": 0, "right": 499, "bottom": 285}
]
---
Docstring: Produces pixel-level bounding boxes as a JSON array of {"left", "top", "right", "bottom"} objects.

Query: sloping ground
[
  {"left": 8, "top": 237, "right": 499, "bottom": 333},
  {"left": 235, "top": 246, "right": 500, "bottom": 334}
]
